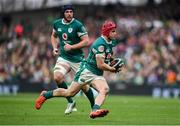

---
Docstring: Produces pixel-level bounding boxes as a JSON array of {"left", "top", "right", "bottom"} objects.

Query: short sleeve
[
  {"left": 92, "top": 45, "right": 106, "bottom": 58},
  {"left": 52, "top": 19, "right": 59, "bottom": 33},
  {"left": 77, "top": 23, "right": 87, "bottom": 37}
]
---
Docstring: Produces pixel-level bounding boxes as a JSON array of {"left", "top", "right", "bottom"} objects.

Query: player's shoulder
[
  {"left": 73, "top": 19, "right": 83, "bottom": 26},
  {"left": 92, "top": 37, "right": 106, "bottom": 48},
  {"left": 96, "top": 37, "right": 106, "bottom": 45},
  {"left": 91, "top": 37, "right": 106, "bottom": 53}
]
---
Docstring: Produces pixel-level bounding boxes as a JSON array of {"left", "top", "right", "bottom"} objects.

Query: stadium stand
[{"left": 0, "top": 0, "right": 179, "bottom": 97}]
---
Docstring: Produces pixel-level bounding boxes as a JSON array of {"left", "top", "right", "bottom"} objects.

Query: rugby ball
[{"left": 110, "top": 58, "right": 124, "bottom": 70}]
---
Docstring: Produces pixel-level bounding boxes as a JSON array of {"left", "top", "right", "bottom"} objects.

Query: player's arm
[
  {"left": 96, "top": 54, "right": 116, "bottom": 72},
  {"left": 64, "top": 24, "right": 89, "bottom": 51},
  {"left": 71, "top": 23, "right": 89, "bottom": 49},
  {"left": 71, "top": 34, "right": 89, "bottom": 49},
  {"left": 51, "top": 29, "right": 59, "bottom": 55}
]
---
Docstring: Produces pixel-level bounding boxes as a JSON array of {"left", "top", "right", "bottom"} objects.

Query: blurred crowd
[{"left": 0, "top": 4, "right": 179, "bottom": 89}]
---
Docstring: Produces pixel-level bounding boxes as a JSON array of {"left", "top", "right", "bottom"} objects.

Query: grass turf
[{"left": 0, "top": 93, "right": 180, "bottom": 125}]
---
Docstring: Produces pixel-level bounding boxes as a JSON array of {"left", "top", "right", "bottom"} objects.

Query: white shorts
[
  {"left": 54, "top": 57, "right": 81, "bottom": 75},
  {"left": 74, "top": 68, "right": 105, "bottom": 85}
]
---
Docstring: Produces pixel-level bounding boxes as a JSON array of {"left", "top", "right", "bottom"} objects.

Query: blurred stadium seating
[{"left": 0, "top": 0, "right": 179, "bottom": 97}]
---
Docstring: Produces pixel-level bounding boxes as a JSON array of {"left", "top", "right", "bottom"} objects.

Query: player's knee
[
  {"left": 104, "top": 87, "right": 109, "bottom": 94},
  {"left": 54, "top": 73, "right": 64, "bottom": 83},
  {"left": 100, "top": 87, "right": 109, "bottom": 95},
  {"left": 81, "top": 85, "right": 89, "bottom": 92}
]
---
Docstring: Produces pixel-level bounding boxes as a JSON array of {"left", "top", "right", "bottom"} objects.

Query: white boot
[{"left": 64, "top": 101, "right": 77, "bottom": 114}]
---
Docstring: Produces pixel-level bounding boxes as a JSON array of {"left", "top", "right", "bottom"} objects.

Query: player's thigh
[
  {"left": 81, "top": 84, "right": 90, "bottom": 92},
  {"left": 68, "top": 81, "right": 85, "bottom": 96},
  {"left": 54, "top": 57, "right": 71, "bottom": 78},
  {"left": 91, "top": 78, "right": 109, "bottom": 93}
]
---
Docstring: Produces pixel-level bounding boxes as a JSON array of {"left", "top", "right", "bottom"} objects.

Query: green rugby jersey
[
  {"left": 85, "top": 36, "right": 118, "bottom": 76},
  {"left": 53, "top": 18, "right": 87, "bottom": 63}
]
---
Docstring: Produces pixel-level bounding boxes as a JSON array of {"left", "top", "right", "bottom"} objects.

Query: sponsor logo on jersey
[
  {"left": 68, "top": 28, "right": 73, "bottom": 33},
  {"left": 58, "top": 28, "right": 62, "bottom": 32},
  {"left": 98, "top": 46, "right": 105, "bottom": 53},
  {"left": 62, "top": 33, "right": 68, "bottom": 40}
]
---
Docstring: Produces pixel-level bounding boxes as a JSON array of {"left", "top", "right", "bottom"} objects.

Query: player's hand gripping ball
[{"left": 110, "top": 58, "right": 125, "bottom": 72}]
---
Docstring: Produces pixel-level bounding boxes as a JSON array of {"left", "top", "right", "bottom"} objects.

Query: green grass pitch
[{"left": 0, "top": 93, "right": 180, "bottom": 125}]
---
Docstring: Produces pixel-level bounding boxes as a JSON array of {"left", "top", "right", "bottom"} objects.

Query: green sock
[
  {"left": 57, "top": 81, "right": 73, "bottom": 103},
  {"left": 43, "top": 91, "right": 53, "bottom": 99},
  {"left": 92, "top": 104, "right": 100, "bottom": 111},
  {"left": 84, "top": 88, "right": 94, "bottom": 109}
]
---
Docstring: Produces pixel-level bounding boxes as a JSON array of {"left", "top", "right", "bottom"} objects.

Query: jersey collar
[
  {"left": 101, "top": 35, "right": 112, "bottom": 44},
  {"left": 62, "top": 18, "right": 74, "bottom": 25}
]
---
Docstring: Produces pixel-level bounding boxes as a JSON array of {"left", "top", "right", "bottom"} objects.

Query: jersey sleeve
[
  {"left": 52, "top": 19, "right": 60, "bottom": 33},
  {"left": 77, "top": 22, "right": 88, "bottom": 37},
  {"left": 92, "top": 44, "right": 106, "bottom": 58},
  {"left": 52, "top": 19, "right": 62, "bottom": 37},
  {"left": 53, "top": 21, "right": 56, "bottom": 32},
  {"left": 52, "top": 21, "right": 58, "bottom": 37}
]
